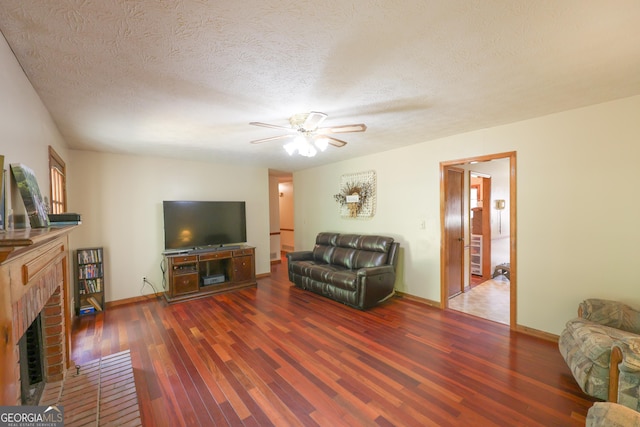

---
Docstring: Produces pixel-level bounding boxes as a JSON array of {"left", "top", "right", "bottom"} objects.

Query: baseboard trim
[
  {"left": 106, "top": 275, "right": 271, "bottom": 308},
  {"left": 395, "top": 291, "right": 441, "bottom": 308},
  {"left": 515, "top": 324, "right": 559, "bottom": 343},
  {"left": 396, "top": 291, "right": 559, "bottom": 342},
  {"left": 106, "top": 293, "right": 163, "bottom": 309}
]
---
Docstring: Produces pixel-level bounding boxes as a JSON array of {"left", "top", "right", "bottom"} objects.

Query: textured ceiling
[{"left": 1, "top": 1, "right": 640, "bottom": 172}]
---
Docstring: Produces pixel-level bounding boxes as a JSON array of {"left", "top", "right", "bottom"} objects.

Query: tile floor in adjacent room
[{"left": 448, "top": 275, "right": 510, "bottom": 324}]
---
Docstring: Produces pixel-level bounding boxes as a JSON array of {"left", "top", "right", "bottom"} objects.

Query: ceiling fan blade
[
  {"left": 249, "top": 122, "right": 293, "bottom": 132},
  {"left": 302, "top": 111, "right": 328, "bottom": 131},
  {"left": 250, "top": 134, "right": 293, "bottom": 144},
  {"left": 317, "top": 123, "right": 367, "bottom": 134},
  {"left": 325, "top": 136, "right": 348, "bottom": 147}
]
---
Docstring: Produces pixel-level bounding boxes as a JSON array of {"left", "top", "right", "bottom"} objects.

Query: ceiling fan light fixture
[
  {"left": 284, "top": 141, "right": 297, "bottom": 156},
  {"left": 250, "top": 111, "right": 366, "bottom": 156},
  {"left": 284, "top": 135, "right": 318, "bottom": 157},
  {"left": 299, "top": 144, "right": 317, "bottom": 157},
  {"left": 314, "top": 137, "right": 329, "bottom": 151}
]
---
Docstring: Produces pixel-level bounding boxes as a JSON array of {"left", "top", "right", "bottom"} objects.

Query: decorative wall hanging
[
  {"left": 10, "top": 163, "right": 49, "bottom": 228},
  {"left": 333, "top": 170, "right": 376, "bottom": 218}
]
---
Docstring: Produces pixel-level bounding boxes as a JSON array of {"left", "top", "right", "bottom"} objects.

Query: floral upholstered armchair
[
  {"left": 586, "top": 402, "right": 640, "bottom": 427},
  {"left": 559, "top": 298, "right": 640, "bottom": 410}
]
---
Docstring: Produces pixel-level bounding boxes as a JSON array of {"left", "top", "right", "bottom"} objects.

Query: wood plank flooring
[{"left": 71, "top": 261, "right": 597, "bottom": 426}]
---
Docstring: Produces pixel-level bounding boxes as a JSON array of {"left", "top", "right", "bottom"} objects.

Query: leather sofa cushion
[
  {"left": 337, "top": 234, "right": 394, "bottom": 253},
  {"left": 325, "top": 234, "right": 394, "bottom": 269},
  {"left": 330, "top": 247, "right": 356, "bottom": 269},
  {"left": 313, "top": 244, "right": 335, "bottom": 264},
  {"left": 312, "top": 233, "right": 339, "bottom": 264},
  {"left": 289, "top": 260, "right": 356, "bottom": 290},
  {"left": 316, "top": 232, "right": 339, "bottom": 246}
]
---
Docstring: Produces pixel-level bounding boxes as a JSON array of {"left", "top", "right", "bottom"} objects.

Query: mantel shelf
[{"left": 0, "top": 226, "right": 78, "bottom": 264}]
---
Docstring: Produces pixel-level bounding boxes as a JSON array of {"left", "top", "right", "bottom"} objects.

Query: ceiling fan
[{"left": 249, "top": 112, "right": 366, "bottom": 157}]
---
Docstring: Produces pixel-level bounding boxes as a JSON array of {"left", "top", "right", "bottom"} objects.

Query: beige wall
[
  {"left": 0, "top": 34, "right": 68, "bottom": 220},
  {"left": 293, "top": 95, "right": 640, "bottom": 335},
  {"left": 66, "top": 150, "right": 271, "bottom": 303}
]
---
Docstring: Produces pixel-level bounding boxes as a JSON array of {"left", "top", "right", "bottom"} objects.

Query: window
[{"left": 49, "top": 146, "right": 66, "bottom": 214}]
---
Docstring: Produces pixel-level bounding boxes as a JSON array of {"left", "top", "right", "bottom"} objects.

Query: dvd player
[{"left": 202, "top": 274, "right": 225, "bottom": 285}]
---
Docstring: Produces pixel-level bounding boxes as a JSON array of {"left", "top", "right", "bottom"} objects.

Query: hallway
[{"left": 448, "top": 276, "right": 510, "bottom": 324}]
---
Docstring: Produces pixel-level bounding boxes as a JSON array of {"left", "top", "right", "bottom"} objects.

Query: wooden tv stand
[{"left": 163, "top": 245, "right": 256, "bottom": 304}]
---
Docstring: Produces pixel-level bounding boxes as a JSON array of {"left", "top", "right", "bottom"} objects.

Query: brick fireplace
[
  {"left": 16, "top": 286, "right": 66, "bottom": 403},
  {"left": 0, "top": 227, "right": 74, "bottom": 405}
]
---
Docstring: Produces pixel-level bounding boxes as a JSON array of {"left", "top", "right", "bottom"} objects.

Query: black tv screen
[{"left": 163, "top": 201, "right": 247, "bottom": 251}]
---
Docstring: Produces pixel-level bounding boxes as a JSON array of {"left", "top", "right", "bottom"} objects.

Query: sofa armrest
[
  {"left": 612, "top": 338, "right": 640, "bottom": 373},
  {"left": 356, "top": 266, "right": 396, "bottom": 309},
  {"left": 286, "top": 251, "right": 314, "bottom": 262},
  {"left": 580, "top": 299, "right": 640, "bottom": 334},
  {"left": 357, "top": 265, "right": 395, "bottom": 278},
  {"left": 610, "top": 337, "right": 640, "bottom": 403}
]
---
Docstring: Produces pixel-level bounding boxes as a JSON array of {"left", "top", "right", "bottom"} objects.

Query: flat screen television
[{"left": 163, "top": 201, "right": 247, "bottom": 252}]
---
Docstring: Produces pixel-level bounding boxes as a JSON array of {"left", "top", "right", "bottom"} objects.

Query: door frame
[{"left": 440, "top": 151, "right": 517, "bottom": 329}]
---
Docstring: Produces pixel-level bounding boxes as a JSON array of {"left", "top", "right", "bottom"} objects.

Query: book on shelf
[
  {"left": 78, "top": 264, "right": 103, "bottom": 279},
  {"left": 79, "top": 278, "right": 102, "bottom": 294},
  {"left": 86, "top": 296, "right": 103, "bottom": 312},
  {"left": 78, "top": 249, "right": 103, "bottom": 264},
  {"left": 49, "top": 213, "right": 81, "bottom": 222},
  {"left": 79, "top": 306, "right": 95, "bottom": 315},
  {"left": 49, "top": 220, "right": 82, "bottom": 226}
]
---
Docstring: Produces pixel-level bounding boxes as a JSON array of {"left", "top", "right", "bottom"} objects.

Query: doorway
[
  {"left": 469, "top": 173, "right": 491, "bottom": 284},
  {"left": 268, "top": 170, "right": 294, "bottom": 266},
  {"left": 440, "top": 152, "right": 516, "bottom": 328}
]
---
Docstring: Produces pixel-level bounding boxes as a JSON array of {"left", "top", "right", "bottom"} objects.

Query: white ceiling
[{"left": 1, "top": 1, "right": 639, "bottom": 172}]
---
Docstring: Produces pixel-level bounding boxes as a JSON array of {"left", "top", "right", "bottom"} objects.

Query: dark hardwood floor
[{"left": 71, "top": 261, "right": 596, "bottom": 426}]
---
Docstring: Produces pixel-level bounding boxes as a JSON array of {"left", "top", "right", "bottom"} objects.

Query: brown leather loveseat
[{"left": 286, "top": 232, "right": 399, "bottom": 310}]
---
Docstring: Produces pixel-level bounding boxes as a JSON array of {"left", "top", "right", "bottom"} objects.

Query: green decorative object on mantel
[
  {"left": 333, "top": 170, "right": 376, "bottom": 218},
  {"left": 10, "top": 163, "right": 49, "bottom": 228}
]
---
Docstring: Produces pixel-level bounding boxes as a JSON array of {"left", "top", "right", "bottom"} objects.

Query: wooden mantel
[
  {"left": 0, "top": 226, "right": 76, "bottom": 405},
  {"left": 0, "top": 226, "right": 77, "bottom": 263}
]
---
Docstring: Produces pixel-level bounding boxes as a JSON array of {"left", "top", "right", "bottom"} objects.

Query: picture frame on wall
[
  {"left": 333, "top": 170, "right": 377, "bottom": 219},
  {"left": 10, "top": 163, "right": 49, "bottom": 228}
]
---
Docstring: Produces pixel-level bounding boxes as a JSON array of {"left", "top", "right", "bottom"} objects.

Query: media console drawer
[
  {"left": 173, "top": 272, "right": 199, "bottom": 295},
  {"left": 199, "top": 251, "right": 232, "bottom": 261},
  {"left": 172, "top": 255, "right": 197, "bottom": 265},
  {"left": 232, "top": 248, "right": 254, "bottom": 257}
]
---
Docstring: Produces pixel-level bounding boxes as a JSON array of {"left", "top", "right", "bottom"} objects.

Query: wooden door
[{"left": 445, "top": 167, "right": 464, "bottom": 298}]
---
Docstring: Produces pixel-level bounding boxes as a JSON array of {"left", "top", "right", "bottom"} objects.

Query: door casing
[{"left": 440, "top": 151, "right": 517, "bottom": 329}]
